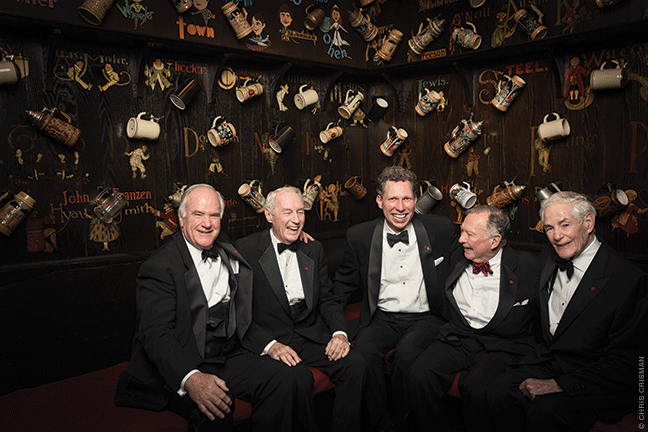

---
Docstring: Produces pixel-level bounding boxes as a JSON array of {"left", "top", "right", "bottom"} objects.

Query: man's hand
[
  {"left": 325, "top": 334, "right": 350, "bottom": 362},
  {"left": 268, "top": 342, "right": 302, "bottom": 366},
  {"left": 519, "top": 378, "right": 563, "bottom": 400},
  {"left": 299, "top": 231, "right": 314, "bottom": 243},
  {"left": 184, "top": 371, "right": 232, "bottom": 421}
]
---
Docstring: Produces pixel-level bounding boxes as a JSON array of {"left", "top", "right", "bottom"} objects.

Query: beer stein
[
  {"left": 338, "top": 89, "right": 364, "bottom": 120},
  {"left": 537, "top": 113, "right": 570, "bottom": 142},
  {"left": 415, "top": 181, "right": 443, "bottom": 214},
  {"left": 408, "top": 16, "right": 445, "bottom": 55},
  {"left": 595, "top": 0, "right": 621, "bottom": 7},
  {"left": 590, "top": 60, "right": 628, "bottom": 91},
  {"left": 444, "top": 113, "right": 483, "bottom": 158},
  {"left": 236, "top": 78, "right": 264, "bottom": 103},
  {"left": 221, "top": 1, "right": 253, "bottom": 39},
  {"left": 367, "top": 97, "right": 389, "bottom": 123},
  {"left": 0, "top": 55, "right": 22, "bottom": 85},
  {"left": 93, "top": 187, "right": 128, "bottom": 223},
  {"left": 592, "top": 184, "right": 629, "bottom": 217},
  {"left": 377, "top": 29, "right": 403, "bottom": 62},
  {"left": 514, "top": 6, "right": 548, "bottom": 40},
  {"left": 208, "top": 116, "right": 237, "bottom": 147},
  {"left": 302, "top": 175, "right": 322, "bottom": 211},
  {"left": 238, "top": 180, "right": 265, "bottom": 213},
  {"left": 469, "top": 0, "right": 487, "bottom": 7},
  {"left": 26, "top": 107, "right": 81, "bottom": 147},
  {"left": 78, "top": 0, "right": 114, "bottom": 26},
  {"left": 0, "top": 191, "right": 36, "bottom": 236},
  {"left": 345, "top": 176, "right": 367, "bottom": 200},
  {"left": 452, "top": 22, "right": 482, "bottom": 50},
  {"left": 492, "top": 75, "right": 526, "bottom": 112},
  {"left": 415, "top": 88, "right": 441, "bottom": 116},
  {"left": 348, "top": 7, "right": 378, "bottom": 42},
  {"left": 304, "top": 4, "right": 326, "bottom": 31},
  {"left": 450, "top": 182, "right": 477, "bottom": 209},
  {"left": 380, "top": 126, "right": 408, "bottom": 157},
  {"left": 294, "top": 84, "right": 319, "bottom": 110},
  {"left": 170, "top": 78, "right": 201, "bottom": 110},
  {"left": 536, "top": 182, "right": 561, "bottom": 204},
  {"left": 319, "top": 122, "right": 344, "bottom": 143},
  {"left": 486, "top": 182, "right": 526, "bottom": 208},
  {"left": 126, "top": 112, "right": 161, "bottom": 140},
  {"left": 269, "top": 123, "right": 296, "bottom": 154}
]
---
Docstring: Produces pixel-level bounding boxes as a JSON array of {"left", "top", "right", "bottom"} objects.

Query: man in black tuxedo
[
  {"left": 334, "top": 166, "right": 463, "bottom": 430},
  {"left": 235, "top": 186, "right": 369, "bottom": 432},
  {"left": 115, "top": 184, "right": 312, "bottom": 432},
  {"left": 408, "top": 205, "right": 538, "bottom": 432},
  {"left": 487, "top": 191, "right": 648, "bottom": 431}
]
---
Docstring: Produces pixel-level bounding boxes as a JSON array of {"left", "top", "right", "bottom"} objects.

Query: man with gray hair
[
  {"left": 334, "top": 166, "right": 463, "bottom": 430},
  {"left": 488, "top": 191, "right": 648, "bottom": 431},
  {"left": 409, "top": 205, "right": 539, "bottom": 432},
  {"left": 235, "top": 186, "right": 369, "bottom": 432}
]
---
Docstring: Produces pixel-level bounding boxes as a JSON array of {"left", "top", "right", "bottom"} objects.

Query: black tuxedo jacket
[
  {"left": 523, "top": 241, "right": 647, "bottom": 402},
  {"left": 334, "top": 214, "right": 463, "bottom": 327},
  {"left": 441, "top": 244, "right": 539, "bottom": 357},
  {"left": 235, "top": 229, "right": 347, "bottom": 355},
  {"left": 114, "top": 232, "right": 253, "bottom": 411}
]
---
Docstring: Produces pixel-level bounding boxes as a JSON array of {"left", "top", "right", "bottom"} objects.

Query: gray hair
[
  {"left": 466, "top": 205, "right": 510, "bottom": 242},
  {"left": 178, "top": 184, "right": 225, "bottom": 219},
  {"left": 376, "top": 166, "right": 417, "bottom": 196},
  {"left": 264, "top": 186, "right": 302, "bottom": 213},
  {"left": 539, "top": 191, "right": 596, "bottom": 224}
]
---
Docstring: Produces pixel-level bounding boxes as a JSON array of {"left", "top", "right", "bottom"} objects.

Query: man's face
[
  {"left": 252, "top": 17, "right": 265, "bottom": 35},
  {"left": 459, "top": 212, "right": 499, "bottom": 263},
  {"left": 280, "top": 11, "right": 292, "bottom": 27},
  {"left": 265, "top": 190, "right": 305, "bottom": 245},
  {"left": 543, "top": 201, "right": 594, "bottom": 261},
  {"left": 376, "top": 180, "right": 416, "bottom": 233},
  {"left": 179, "top": 187, "right": 221, "bottom": 251}
]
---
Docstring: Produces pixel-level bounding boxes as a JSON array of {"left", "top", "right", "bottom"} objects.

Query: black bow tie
[
  {"left": 202, "top": 248, "right": 219, "bottom": 262},
  {"left": 556, "top": 258, "right": 574, "bottom": 279},
  {"left": 278, "top": 242, "right": 298, "bottom": 254},
  {"left": 387, "top": 231, "right": 409, "bottom": 247},
  {"left": 472, "top": 261, "right": 493, "bottom": 276}
]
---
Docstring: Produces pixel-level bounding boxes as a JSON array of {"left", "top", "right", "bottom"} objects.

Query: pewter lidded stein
[
  {"left": 444, "top": 113, "right": 483, "bottom": 158},
  {"left": 408, "top": 15, "right": 445, "bottom": 55},
  {"left": 26, "top": 107, "right": 81, "bottom": 147}
]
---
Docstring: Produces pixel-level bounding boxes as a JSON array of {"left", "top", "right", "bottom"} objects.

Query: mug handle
[
  {"left": 299, "top": 84, "right": 308, "bottom": 94},
  {"left": 326, "top": 122, "right": 334, "bottom": 130},
  {"left": 466, "top": 22, "right": 477, "bottom": 32},
  {"left": 344, "top": 89, "right": 354, "bottom": 103},
  {"left": 212, "top": 116, "right": 224, "bottom": 128},
  {"left": 305, "top": 4, "right": 314, "bottom": 15},
  {"left": 387, "top": 125, "right": 397, "bottom": 138},
  {"left": 461, "top": 181, "right": 471, "bottom": 190}
]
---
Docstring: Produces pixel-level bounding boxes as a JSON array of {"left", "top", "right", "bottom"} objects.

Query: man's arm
[{"left": 333, "top": 232, "right": 363, "bottom": 307}]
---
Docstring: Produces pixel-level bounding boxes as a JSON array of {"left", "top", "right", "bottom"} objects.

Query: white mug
[
  {"left": 338, "top": 89, "right": 364, "bottom": 119},
  {"left": 319, "top": 122, "right": 343, "bottom": 143},
  {"left": 449, "top": 182, "right": 477, "bottom": 209},
  {"left": 537, "top": 112, "right": 571, "bottom": 142},
  {"left": 294, "top": 84, "right": 318, "bottom": 110},
  {"left": 0, "top": 58, "right": 21, "bottom": 85},
  {"left": 590, "top": 60, "right": 628, "bottom": 91},
  {"left": 126, "top": 112, "right": 160, "bottom": 140}
]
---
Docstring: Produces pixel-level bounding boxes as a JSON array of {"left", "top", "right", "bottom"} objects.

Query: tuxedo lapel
[
  {"left": 296, "top": 247, "right": 316, "bottom": 315},
  {"left": 538, "top": 258, "right": 556, "bottom": 342},
  {"left": 551, "top": 245, "right": 610, "bottom": 341},
  {"left": 481, "top": 246, "right": 517, "bottom": 333},
  {"left": 258, "top": 231, "right": 292, "bottom": 317},
  {"left": 413, "top": 217, "right": 438, "bottom": 294},
  {"left": 367, "top": 220, "right": 383, "bottom": 318},
  {"left": 445, "top": 258, "right": 469, "bottom": 326},
  {"left": 214, "top": 241, "right": 239, "bottom": 339}
]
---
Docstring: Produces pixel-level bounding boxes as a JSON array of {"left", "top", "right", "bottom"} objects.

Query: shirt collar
[
  {"left": 383, "top": 220, "right": 412, "bottom": 237},
  {"left": 571, "top": 237, "right": 601, "bottom": 273}
]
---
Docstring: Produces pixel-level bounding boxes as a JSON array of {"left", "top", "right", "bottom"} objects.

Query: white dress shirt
[
  {"left": 548, "top": 238, "right": 600, "bottom": 335},
  {"left": 453, "top": 248, "right": 503, "bottom": 329},
  {"left": 378, "top": 221, "right": 429, "bottom": 313}
]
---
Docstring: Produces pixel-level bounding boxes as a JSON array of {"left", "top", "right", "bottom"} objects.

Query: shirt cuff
[
  {"left": 178, "top": 369, "right": 200, "bottom": 396},
  {"left": 261, "top": 340, "right": 278, "bottom": 356},
  {"left": 332, "top": 331, "right": 349, "bottom": 343}
]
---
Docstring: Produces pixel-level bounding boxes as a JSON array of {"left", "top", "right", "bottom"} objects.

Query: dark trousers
[
  {"left": 286, "top": 332, "right": 369, "bottom": 432},
  {"left": 409, "top": 335, "right": 517, "bottom": 432},
  {"left": 167, "top": 350, "right": 314, "bottom": 432},
  {"left": 486, "top": 361, "right": 634, "bottom": 432},
  {"left": 353, "top": 309, "right": 445, "bottom": 429}
]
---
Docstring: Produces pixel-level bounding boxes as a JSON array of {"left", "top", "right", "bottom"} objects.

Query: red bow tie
[{"left": 472, "top": 261, "right": 493, "bottom": 276}]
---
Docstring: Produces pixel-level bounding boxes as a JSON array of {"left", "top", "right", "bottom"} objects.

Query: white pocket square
[
  {"left": 512, "top": 299, "right": 529, "bottom": 307},
  {"left": 434, "top": 257, "right": 444, "bottom": 266}
]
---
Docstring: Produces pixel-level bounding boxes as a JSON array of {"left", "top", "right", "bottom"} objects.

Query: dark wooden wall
[{"left": 1, "top": 0, "right": 647, "bottom": 396}]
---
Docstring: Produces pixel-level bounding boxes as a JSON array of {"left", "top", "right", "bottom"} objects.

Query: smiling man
[
  {"left": 488, "top": 191, "right": 648, "bottom": 431},
  {"left": 235, "top": 186, "right": 369, "bottom": 432},
  {"left": 408, "top": 205, "right": 538, "bottom": 432},
  {"left": 334, "top": 166, "right": 463, "bottom": 430}
]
